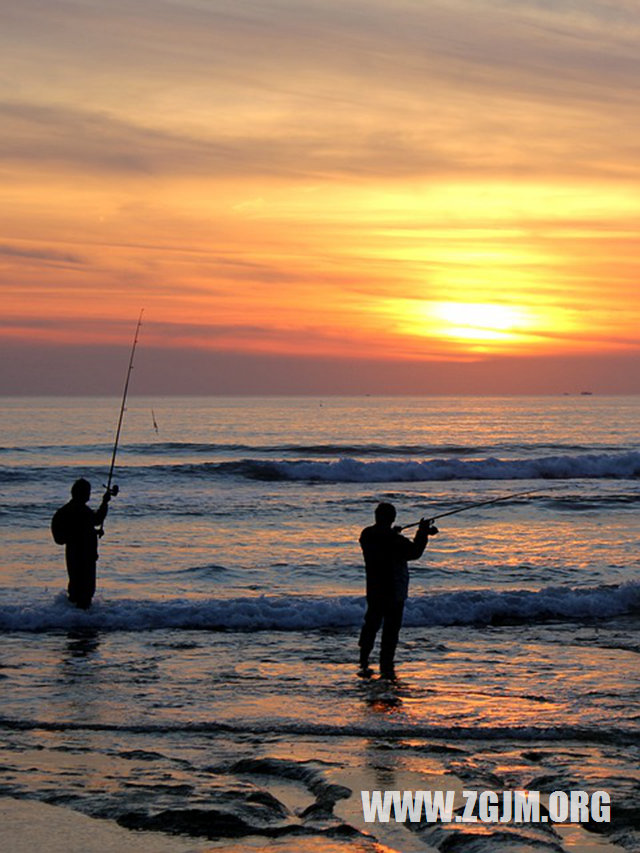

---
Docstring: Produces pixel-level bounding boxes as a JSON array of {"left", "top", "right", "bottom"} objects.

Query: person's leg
[
  {"left": 76, "top": 562, "right": 96, "bottom": 609},
  {"left": 66, "top": 555, "right": 96, "bottom": 609},
  {"left": 379, "top": 600, "right": 405, "bottom": 675},
  {"left": 359, "top": 598, "right": 384, "bottom": 669},
  {"left": 66, "top": 553, "right": 81, "bottom": 604}
]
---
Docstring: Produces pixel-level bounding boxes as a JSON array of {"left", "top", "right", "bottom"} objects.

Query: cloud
[
  {"left": 8, "top": 0, "right": 638, "bottom": 102},
  {"left": 0, "top": 102, "right": 212, "bottom": 176},
  {"left": 2, "top": 1, "right": 639, "bottom": 181},
  {"left": 0, "top": 98, "right": 496, "bottom": 180},
  {"left": 1, "top": 93, "right": 636, "bottom": 184},
  {"left": 0, "top": 243, "right": 85, "bottom": 264}
]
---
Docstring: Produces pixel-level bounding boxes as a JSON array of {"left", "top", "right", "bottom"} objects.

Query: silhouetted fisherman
[
  {"left": 51, "top": 478, "right": 110, "bottom": 609},
  {"left": 358, "top": 502, "right": 436, "bottom": 677}
]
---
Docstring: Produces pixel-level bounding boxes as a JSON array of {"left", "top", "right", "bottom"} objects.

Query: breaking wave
[
  {"left": 165, "top": 451, "right": 640, "bottom": 482},
  {"left": 1, "top": 582, "right": 638, "bottom": 633},
  {"left": 4, "top": 451, "right": 640, "bottom": 487}
]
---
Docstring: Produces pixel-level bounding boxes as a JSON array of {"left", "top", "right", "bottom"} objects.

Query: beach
[{"left": 1, "top": 395, "right": 639, "bottom": 852}]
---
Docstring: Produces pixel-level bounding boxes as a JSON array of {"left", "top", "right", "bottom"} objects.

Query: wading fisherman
[
  {"left": 49, "top": 312, "right": 142, "bottom": 608},
  {"left": 358, "top": 502, "right": 436, "bottom": 678},
  {"left": 51, "top": 478, "right": 111, "bottom": 609}
]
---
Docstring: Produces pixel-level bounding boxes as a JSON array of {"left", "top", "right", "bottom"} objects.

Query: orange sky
[{"left": 1, "top": 0, "right": 639, "bottom": 393}]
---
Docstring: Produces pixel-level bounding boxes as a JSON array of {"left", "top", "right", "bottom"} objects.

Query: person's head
[
  {"left": 71, "top": 478, "right": 91, "bottom": 503},
  {"left": 374, "top": 501, "right": 396, "bottom": 527}
]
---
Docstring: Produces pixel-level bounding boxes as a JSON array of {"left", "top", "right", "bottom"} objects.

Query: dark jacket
[
  {"left": 52, "top": 499, "right": 108, "bottom": 563},
  {"left": 359, "top": 523, "right": 428, "bottom": 602}
]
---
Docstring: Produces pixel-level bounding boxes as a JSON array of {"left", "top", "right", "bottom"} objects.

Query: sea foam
[{"left": 1, "top": 582, "right": 637, "bottom": 633}]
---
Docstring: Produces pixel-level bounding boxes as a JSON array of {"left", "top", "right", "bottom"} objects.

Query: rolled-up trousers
[{"left": 358, "top": 594, "right": 405, "bottom": 671}]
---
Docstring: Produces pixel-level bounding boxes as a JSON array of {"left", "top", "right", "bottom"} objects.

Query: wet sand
[{"left": 0, "top": 797, "right": 207, "bottom": 853}]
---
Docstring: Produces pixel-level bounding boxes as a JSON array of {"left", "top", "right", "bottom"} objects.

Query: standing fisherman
[
  {"left": 358, "top": 503, "right": 437, "bottom": 678},
  {"left": 50, "top": 310, "right": 143, "bottom": 609},
  {"left": 358, "top": 488, "right": 558, "bottom": 677},
  {"left": 51, "top": 479, "right": 111, "bottom": 609}
]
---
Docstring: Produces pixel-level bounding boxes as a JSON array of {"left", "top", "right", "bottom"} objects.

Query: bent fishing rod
[
  {"left": 103, "top": 309, "right": 144, "bottom": 510},
  {"left": 400, "top": 485, "right": 561, "bottom": 532}
]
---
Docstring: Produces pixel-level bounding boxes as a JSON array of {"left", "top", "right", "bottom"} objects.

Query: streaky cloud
[{"left": 0, "top": 243, "right": 85, "bottom": 265}]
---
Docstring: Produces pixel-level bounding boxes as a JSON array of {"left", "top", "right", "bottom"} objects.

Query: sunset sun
[
  {"left": 375, "top": 296, "right": 575, "bottom": 358},
  {"left": 429, "top": 301, "right": 539, "bottom": 344}
]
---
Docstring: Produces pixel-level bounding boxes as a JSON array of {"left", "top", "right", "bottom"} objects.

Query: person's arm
[
  {"left": 402, "top": 518, "right": 433, "bottom": 560},
  {"left": 93, "top": 491, "right": 110, "bottom": 526}
]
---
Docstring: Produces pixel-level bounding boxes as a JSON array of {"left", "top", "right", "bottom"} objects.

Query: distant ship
[{"left": 580, "top": 391, "right": 594, "bottom": 395}]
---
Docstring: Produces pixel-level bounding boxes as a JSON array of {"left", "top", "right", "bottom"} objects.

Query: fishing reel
[{"left": 102, "top": 484, "right": 119, "bottom": 499}]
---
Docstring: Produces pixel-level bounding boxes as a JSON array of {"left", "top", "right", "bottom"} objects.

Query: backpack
[{"left": 51, "top": 505, "right": 69, "bottom": 545}]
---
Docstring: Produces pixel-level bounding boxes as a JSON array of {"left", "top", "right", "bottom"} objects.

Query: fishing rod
[
  {"left": 400, "top": 485, "right": 560, "bottom": 531},
  {"left": 104, "top": 309, "right": 144, "bottom": 499}
]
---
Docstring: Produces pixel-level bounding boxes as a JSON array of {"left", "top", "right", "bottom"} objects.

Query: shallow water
[{"left": 1, "top": 396, "right": 639, "bottom": 851}]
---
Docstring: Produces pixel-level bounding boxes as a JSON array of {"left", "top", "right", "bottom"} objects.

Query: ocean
[{"left": 1, "top": 395, "right": 639, "bottom": 852}]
